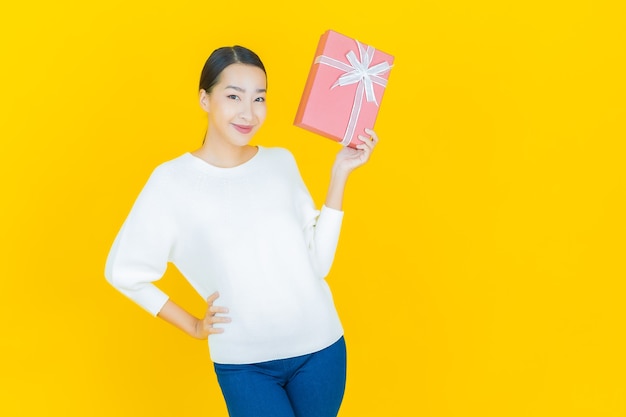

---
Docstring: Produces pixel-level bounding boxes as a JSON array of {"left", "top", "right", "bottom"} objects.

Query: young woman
[{"left": 105, "top": 45, "right": 378, "bottom": 417}]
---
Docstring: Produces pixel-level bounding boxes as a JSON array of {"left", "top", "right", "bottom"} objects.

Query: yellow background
[{"left": 1, "top": 0, "right": 625, "bottom": 416}]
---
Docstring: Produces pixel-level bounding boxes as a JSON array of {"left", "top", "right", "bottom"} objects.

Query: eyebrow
[{"left": 225, "top": 85, "right": 267, "bottom": 94}]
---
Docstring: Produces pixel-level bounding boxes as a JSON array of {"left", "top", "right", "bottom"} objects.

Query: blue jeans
[{"left": 214, "top": 337, "right": 347, "bottom": 417}]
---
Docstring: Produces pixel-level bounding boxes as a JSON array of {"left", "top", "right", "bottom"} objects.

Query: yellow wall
[{"left": 2, "top": 1, "right": 625, "bottom": 416}]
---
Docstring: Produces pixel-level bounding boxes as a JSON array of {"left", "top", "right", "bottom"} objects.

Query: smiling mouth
[{"left": 232, "top": 124, "right": 253, "bottom": 134}]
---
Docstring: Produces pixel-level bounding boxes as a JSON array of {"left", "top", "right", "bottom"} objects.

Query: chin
[
  {"left": 229, "top": 137, "right": 254, "bottom": 147},
  {"left": 233, "top": 132, "right": 257, "bottom": 146}
]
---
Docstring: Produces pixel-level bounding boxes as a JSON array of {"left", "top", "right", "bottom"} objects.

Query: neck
[{"left": 193, "top": 136, "right": 257, "bottom": 168}]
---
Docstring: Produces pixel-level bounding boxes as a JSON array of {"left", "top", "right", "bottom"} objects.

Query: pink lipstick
[{"left": 232, "top": 124, "right": 253, "bottom": 134}]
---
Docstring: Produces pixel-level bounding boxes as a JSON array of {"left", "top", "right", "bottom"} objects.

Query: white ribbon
[{"left": 315, "top": 40, "right": 392, "bottom": 146}]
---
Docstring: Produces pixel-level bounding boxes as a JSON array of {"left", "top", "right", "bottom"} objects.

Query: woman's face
[{"left": 202, "top": 63, "right": 267, "bottom": 147}]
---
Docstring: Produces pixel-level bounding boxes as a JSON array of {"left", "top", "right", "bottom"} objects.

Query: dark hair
[{"left": 199, "top": 45, "right": 266, "bottom": 93}]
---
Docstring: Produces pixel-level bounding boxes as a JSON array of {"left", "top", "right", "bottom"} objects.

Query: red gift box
[{"left": 294, "top": 30, "right": 394, "bottom": 148}]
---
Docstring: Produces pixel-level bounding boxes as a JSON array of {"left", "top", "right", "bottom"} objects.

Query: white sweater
[{"left": 105, "top": 146, "right": 344, "bottom": 364}]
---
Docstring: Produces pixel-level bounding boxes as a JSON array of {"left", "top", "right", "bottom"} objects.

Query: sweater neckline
[{"left": 184, "top": 146, "right": 263, "bottom": 175}]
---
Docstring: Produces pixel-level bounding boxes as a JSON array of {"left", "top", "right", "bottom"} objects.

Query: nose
[{"left": 239, "top": 101, "right": 253, "bottom": 121}]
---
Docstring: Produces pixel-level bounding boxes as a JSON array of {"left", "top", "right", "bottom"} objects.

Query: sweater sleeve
[
  {"left": 289, "top": 153, "right": 344, "bottom": 278},
  {"left": 305, "top": 204, "right": 344, "bottom": 278},
  {"left": 104, "top": 168, "right": 175, "bottom": 316}
]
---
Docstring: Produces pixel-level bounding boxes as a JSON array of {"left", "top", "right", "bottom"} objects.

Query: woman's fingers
[
  {"left": 209, "top": 313, "right": 231, "bottom": 324},
  {"left": 206, "top": 291, "right": 220, "bottom": 305},
  {"left": 204, "top": 291, "right": 231, "bottom": 334},
  {"left": 356, "top": 128, "right": 378, "bottom": 153},
  {"left": 364, "top": 128, "right": 379, "bottom": 144}
]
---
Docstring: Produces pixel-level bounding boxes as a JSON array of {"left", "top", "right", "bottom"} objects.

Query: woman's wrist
[
  {"left": 325, "top": 168, "right": 349, "bottom": 210},
  {"left": 331, "top": 160, "right": 353, "bottom": 179}
]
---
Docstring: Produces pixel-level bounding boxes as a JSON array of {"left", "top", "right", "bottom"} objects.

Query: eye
[
  {"left": 255, "top": 97, "right": 265, "bottom": 102},
  {"left": 227, "top": 94, "right": 240, "bottom": 100}
]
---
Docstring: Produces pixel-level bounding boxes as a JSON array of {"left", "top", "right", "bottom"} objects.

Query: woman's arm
[
  {"left": 157, "top": 292, "right": 231, "bottom": 339},
  {"left": 325, "top": 128, "right": 379, "bottom": 210}
]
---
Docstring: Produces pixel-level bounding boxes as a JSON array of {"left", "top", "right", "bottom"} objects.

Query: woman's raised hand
[
  {"left": 333, "top": 128, "right": 379, "bottom": 175},
  {"left": 324, "top": 128, "right": 380, "bottom": 210}
]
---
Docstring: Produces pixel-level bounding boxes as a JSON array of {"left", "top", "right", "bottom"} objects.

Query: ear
[{"left": 199, "top": 89, "right": 210, "bottom": 112}]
